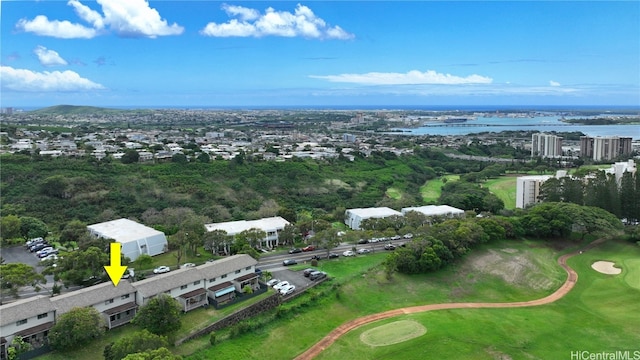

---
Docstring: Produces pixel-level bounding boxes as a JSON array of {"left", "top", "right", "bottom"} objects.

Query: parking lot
[
  {"left": 2, "top": 244, "right": 42, "bottom": 268},
  {"left": 268, "top": 263, "right": 326, "bottom": 295}
]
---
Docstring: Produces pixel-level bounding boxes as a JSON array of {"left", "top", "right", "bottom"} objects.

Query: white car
[
  {"left": 266, "top": 278, "right": 280, "bottom": 286},
  {"left": 40, "top": 254, "right": 58, "bottom": 262},
  {"left": 357, "top": 248, "right": 371, "bottom": 254},
  {"left": 36, "top": 247, "right": 53, "bottom": 256},
  {"left": 280, "top": 285, "right": 296, "bottom": 296},
  {"left": 153, "top": 266, "right": 171, "bottom": 274},
  {"left": 180, "top": 263, "right": 196, "bottom": 269},
  {"left": 273, "top": 281, "right": 290, "bottom": 291},
  {"left": 343, "top": 250, "right": 355, "bottom": 257}
]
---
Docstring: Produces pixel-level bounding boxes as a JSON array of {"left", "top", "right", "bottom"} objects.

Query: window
[
  {"left": 193, "top": 280, "right": 200, "bottom": 285},
  {"left": 245, "top": 266, "right": 251, "bottom": 270},
  {"left": 105, "top": 299, "right": 114, "bottom": 305},
  {"left": 121, "top": 294, "right": 130, "bottom": 300},
  {"left": 37, "top": 313, "right": 48, "bottom": 319},
  {"left": 235, "top": 270, "right": 241, "bottom": 274},
  {"left": 16, "top": 319, "right": 27, "bottom": 326},
  {"left": 180, "top": 285, "right": 188, "bottom": 290},
  {"left": 221, "top": 274, "right": 227, "bottom": 279},
  {"left": 209, "top": 278, "right": 216, "bottom": 283}
]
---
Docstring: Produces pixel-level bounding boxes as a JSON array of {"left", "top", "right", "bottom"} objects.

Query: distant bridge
[{"left": 423, "top": 123, "right": 576, "bottom": 128}]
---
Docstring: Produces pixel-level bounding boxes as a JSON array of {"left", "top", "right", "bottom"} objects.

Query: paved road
[{"left": 294, "top": 238, "right": 607, "bottom": 360}]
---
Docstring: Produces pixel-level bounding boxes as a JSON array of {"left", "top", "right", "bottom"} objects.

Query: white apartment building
[
  {"left": 531, "top": 133, "right": 563, "bottom": 158},
  {"left": 516, "top": 175, "right": 553, "bottom": 209}
]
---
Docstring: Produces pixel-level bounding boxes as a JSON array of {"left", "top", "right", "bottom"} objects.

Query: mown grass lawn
[
  {"left": 483, "top": 176, "right": 518, "bottom": 209},
  {"left": 420, "top": 175, "right": 459, "bottom": 203},
  {"left": 385, "top": 187, "right": 402, "bottom": 200},
  {"left": 185, "top": 239, "right": 573, "bottom": 360},
  {"left": 316, "top": 240, "right": 640, "bottom": 360}
]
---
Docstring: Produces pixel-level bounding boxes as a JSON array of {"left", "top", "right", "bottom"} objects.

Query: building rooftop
[
  {"left": 51, "top": 281, "right": 137, "bottom": 314},
  {"left": 87, "top": 218, "right": 165, "bottom": 243},
  {"left": 0, "top": 296, "right": 56, "bottom": 326},
  {"left": 204, "top": 216, "right": 289, "bottom": 235},
  {"left": 402, "top": 205, "right": 464, "bottom": 216},
  {"left": 346, "top": 207, "right": 402, "bottom": 218}
]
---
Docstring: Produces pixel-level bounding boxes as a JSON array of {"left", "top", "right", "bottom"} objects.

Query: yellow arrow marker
[{"left": 104, "top": 242, "right": 128, "bottom": 287}]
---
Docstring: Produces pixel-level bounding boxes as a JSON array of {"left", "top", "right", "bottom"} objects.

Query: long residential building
[
  {"left": 204, "top": 216, "right": 290, "bottom": 250},
  {"left": 531, "top": 133, "right": 563, "bottom": 158},
  {"left": 580, "top": 136, "right": 633, "bottom": 161},
  {"left": 0, "top": 254, "right": 257, "bottom": 357}
]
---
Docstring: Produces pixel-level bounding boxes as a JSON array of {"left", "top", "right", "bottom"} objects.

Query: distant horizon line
[{"left": 7, "top": 104, "right": 640, "bottom": 112}]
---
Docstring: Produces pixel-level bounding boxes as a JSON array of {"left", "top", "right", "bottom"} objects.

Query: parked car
[
  {"left": 255, "top": 268, "right": 263, "bottom": 276},
  {"left": 303, "top": 268, "right": 316, "bottom": 277},
  {"left": 391, "top": 235, "right": 402, "bottom": 240},
  {"left": 40, "top": 254, "right": 58, "bottom": 262},
  {"left": 302, "top": 245, "right": 315, "bottom": 252},
  {"left": 280, "top": 285, "right": 296, "bottom": 296},
  {"left": 343, "top": 250, "right": 355, "bottom": 257},
  {"left": 180, "top": 263, "right": 196, "bottom": 268},
  {"left": 122, "top": 268, "right": 135, "bottom": 279},
  {"left": 38, "top": 249, "right": 58, "bottom": 258},
  {"left": 36, "top": 247, "right": 54, "bottom": 256},
  {"left": 309, "top": 271, "right": 327, "bottom": 281},
  {"left": 384, "top": 243, "right": 396, "bottom": 250},
  {"left": 30, "top": 243, "right": 49, "bottom": 252},
  {"left": 283, "top": 259, "right": 298, "bottom": 266},
  {"left": 26, "top": 237, "right": 45, "bottom": 248},
  {"left": 357, "top": 248, "right": 371, "bottom": 254},
  {"left": 357, "top": 239, "right": 369, "bottom": 244},
  {"left": 273, "top": 281, "right": 290, "bottom": 291},
  {"left": 289, "top": 248, "right": 302, "bottom": 254},
  {"left": 266, "top": 278, "right": 281, "bottom": 287},
  {"left": 153, "top": 266, "right": 170, "bottom": 274},
  {"left": 326, "top": 253, "right": 339, "bottom": 259},
  {"left": 369, "top": 238, "right": 380, "bottom": 243},
  {"left": 403, "top": 233, "right": 414, "bottom": 239}
]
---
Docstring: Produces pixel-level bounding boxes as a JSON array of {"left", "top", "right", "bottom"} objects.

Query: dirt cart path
[{"left": 294, "top": 238, "right": 606, "bottom": 360}]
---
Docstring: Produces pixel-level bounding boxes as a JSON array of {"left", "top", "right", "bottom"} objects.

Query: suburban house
[
  {"left": 0, "top": 296, "right": 56, "bottom": 353},
  {"left": 204, "top": 216, "right": 290, "bottom": 250},
  {"left": 401, "top": 205, "right": 465, "bottom": 219},
  {"left": 344, "top": 207, "right": 403, "bottom": 230},
  {"left": 0, "top": 254, "right": 258, "bottom": 357},
  {"left": 87, "top": 218, "right": 168, "bottom": 261},
  {"left": 50, "top": 281, "right": 138, "bottom": 330}
]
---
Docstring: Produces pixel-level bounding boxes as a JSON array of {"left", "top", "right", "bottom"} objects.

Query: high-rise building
[
  {"left": 580, "top": 136, "right": 632, "bottom": 161},
  {"left": 516, "top": 175, "right": 552, "bottom": 208},
  {"left": 531, "top": 133, "right": 563, "bottom": 158}
]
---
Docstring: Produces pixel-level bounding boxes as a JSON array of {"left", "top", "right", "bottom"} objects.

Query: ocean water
[{"left": 396, "top": 115, "right": 640, "bottom": 139}]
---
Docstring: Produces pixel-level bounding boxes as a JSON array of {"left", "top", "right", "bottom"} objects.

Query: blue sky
[{"left": 1, "top": 1, "right": 639, "bottom": 108}]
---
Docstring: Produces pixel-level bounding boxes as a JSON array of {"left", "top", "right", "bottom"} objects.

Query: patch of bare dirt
[
  {"left": 486, "top": 347, "right": 514, "bottom": 360},
  {"left": 463, "top": 250, "right": 555, "bottom": 291}
]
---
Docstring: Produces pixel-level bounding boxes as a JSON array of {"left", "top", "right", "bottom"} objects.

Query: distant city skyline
[{"left": 1, "top": 1, "right": 639, "bottom": 108}]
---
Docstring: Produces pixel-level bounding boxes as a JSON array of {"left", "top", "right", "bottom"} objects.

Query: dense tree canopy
[
  {"left": 104, "top": 330, "right": 168, "bottom": 360},
  {"left": 133, "top": 294, "right": 182, "bottom": 335},
  {"left": 48, "top": 307, "right": 105, "bottom": 350},
  {"left": 0, "top": 263, "right": 46, "bottom": 299}
]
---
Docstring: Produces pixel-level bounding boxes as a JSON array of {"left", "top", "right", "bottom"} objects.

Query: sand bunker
[{"left": 591, "top": 261, "right": 621, "bottom": 275}]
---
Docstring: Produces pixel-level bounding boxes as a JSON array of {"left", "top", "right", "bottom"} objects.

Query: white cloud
[
  {"left": 34, "top": 46, "right": 68, "bottom": 67},
  {"left": 68, "top": 0, "right": 105, "bottom": 29},
  {"left": 310, "top": 70, "right": 493, "bottom": 85},
  {"left": 16, "top": 0, "right": 183, "bottom": 39},
  {"left": 222, "top": 4, "right": 260, "bottom": 21},
  {"left": 0, "top": 66, "right": 105, "bottom": 92},
  {"left": 200, "top": 4, "right": 354, "bottom": 40},
  {"left": 97, "top": 0, "right": 184, "bottom": 38},
  {"left": 16, "top": 15, "right": 98, "bottom": 39},
  {"left": 549, "top": 80, "right": 561, "bottom": 87}
]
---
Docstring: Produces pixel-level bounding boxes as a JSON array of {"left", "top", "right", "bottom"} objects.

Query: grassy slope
[
  {"left": 420, "top": 175, "right": 460, "bottom": 203},
  {"left": 483, "top": 176, "right": 518, "bottom": 210},
  {"left": 317, "top": 240, "right": 640, "bottom": 360},
  {"left": 186, "top": 239, "right": 570, "bottom": 360}
]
